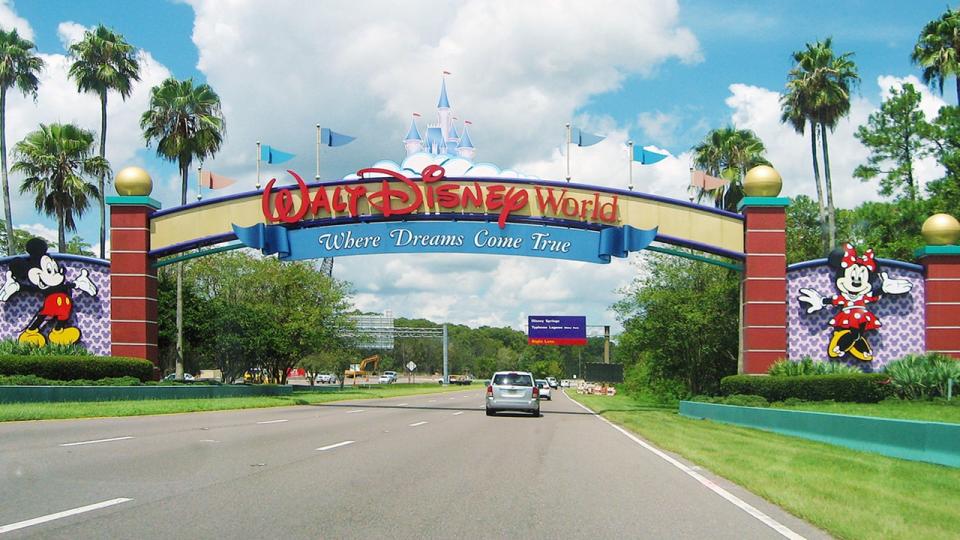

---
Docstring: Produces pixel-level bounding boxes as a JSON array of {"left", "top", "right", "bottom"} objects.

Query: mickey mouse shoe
[
  {"left": 48, "top": 327, "right": 80, "bottom": 346},
  {"left": 18, "top": 329, "right": 46, "bottom": 347}
]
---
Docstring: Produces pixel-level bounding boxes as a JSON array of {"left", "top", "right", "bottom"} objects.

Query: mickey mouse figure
[
  {"left": 0, "top": 238, "right": 98, "bottom": 347},
  {"left": 797, "top": 244, "right": 913, "bottom": 362}
]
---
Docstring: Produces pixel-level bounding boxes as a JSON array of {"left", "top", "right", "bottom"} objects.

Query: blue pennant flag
[
  {"left": 598, "top": 225, "right": 659, "bottom": 260},
  {"left": 632, "top": 146, "right": 668, "bottom": 165},
  {"left": 260, "top": 144, "right": 296, "bottom": 164},
  {"left": 320, "top": 128, "right": 356, "bottom": 147},
  {"left": 232, "top": 223, "right": 291, "bottom": 259},
  {"left": 570, "top": 127, "right": 605, "bottom": 147}
]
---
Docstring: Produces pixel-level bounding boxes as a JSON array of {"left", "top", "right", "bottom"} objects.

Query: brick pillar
[
  {"left": 738, "top": 197, "right": 790, "bottom": 374},
  {"left": 106, "top": 196, "right": 161, "bottom": 365},
  {"left": 918, "top": 246, "right": 960, "bottom": 359}
]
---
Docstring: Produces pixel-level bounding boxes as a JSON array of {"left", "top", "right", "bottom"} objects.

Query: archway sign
[
  {"left": 106, "top": 164, "right": 802, "bottom": 374},
  {"left": 149, "top": 165, "right": 745, "bottom": 265}
]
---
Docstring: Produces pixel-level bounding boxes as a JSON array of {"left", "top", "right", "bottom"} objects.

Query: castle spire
[
  {"left": 404, "top": 119, "right": 422, "bottom": 141},
  {"left": 438, "top": 78, "right": 451, "bottom": 109}
]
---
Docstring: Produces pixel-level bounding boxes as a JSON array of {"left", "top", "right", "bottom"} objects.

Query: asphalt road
[{"left": 0, "top": 390, "right": 829, "bottom": 539}]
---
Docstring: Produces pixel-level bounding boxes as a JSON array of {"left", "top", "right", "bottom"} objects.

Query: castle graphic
[{"left": 402, "top": 79, "right": 476, "bottom": 160}]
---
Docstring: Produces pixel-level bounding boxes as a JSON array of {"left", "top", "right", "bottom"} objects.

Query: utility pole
[
  {"left": 603, "top": 325, "right": 610, "bottom": 363},
  {"left": 442, "top": 324, "right": 449, "bottom": 385}
]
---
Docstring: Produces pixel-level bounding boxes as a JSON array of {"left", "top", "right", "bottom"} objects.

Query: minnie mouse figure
[
  {"left": 797, "top": 244, "right": 913, "bottom": 361},
  {"left": 0, "top": 238, "right": 98, "bottom": 347}
]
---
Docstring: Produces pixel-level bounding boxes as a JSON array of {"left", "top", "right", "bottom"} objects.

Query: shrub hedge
[
  {"left": 0, "top": 355, "right": 154, "bottom": 382},
  {"left": 720, "top": 374, "right": 892, "bottom": 403}
]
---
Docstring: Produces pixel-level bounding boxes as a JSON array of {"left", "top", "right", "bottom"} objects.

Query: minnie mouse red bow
[{"left": 841, "top": 243, "right": 876, "bottom": 271}]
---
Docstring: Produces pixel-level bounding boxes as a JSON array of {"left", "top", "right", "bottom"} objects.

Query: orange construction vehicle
[{"left": 343, "top": 355, "right": 380, "bottom": 380}]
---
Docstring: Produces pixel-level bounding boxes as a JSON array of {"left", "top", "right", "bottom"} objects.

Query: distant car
[
  {"left": 546, "top": 377, "right": 559, "bottom": 389},
  {"left": 315, "top": 374, "right": 337, "bottom": 384},
  {"left": 486, "top": 371, "right": 540, "bottom": 417},
  {"left": 535, "top": 379, "right": 552, "bottom": 400},
  {"left": 560, "top": 379, "right": 573, "bottom": 388},
  {"left": 163, "top": 373, "right": 195, "bottom": 381},
  {"left": 379, "top": 371, "right": 397, "bottom": 384}
]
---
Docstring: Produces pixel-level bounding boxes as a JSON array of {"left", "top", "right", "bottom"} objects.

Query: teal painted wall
[
  {"left": 679, "top": 401, "right": 960, "bottom": 468},
  {"left": 0, "top": 385, "right": 293, "bottom": 403}
]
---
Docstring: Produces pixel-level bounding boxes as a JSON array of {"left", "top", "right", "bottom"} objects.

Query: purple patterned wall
[
  {"left": 787, "top": 259, "right": 925, "bottom": 370},
  {"left": 0, "top": 255, "right": 111, "bottom": 355}
]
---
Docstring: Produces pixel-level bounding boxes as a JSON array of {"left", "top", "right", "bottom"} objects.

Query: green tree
[
  {"left": 854, "top": 84, "right": 934, "bottom": 201},
  {"left": 782, "top": 38, "right": 859, "bottom": 249},
  {"left": 11, "top": 123, "right": 109, "bottom": 251},
  {"left": 182, "top": 251, "right": 353, "bottom": 384},
  {"left": 691, "top": 126, "right": 769, "bottom": 211},
  {"left": 912, "top": 7, "right": 960, "bottom": 104},
  {"left": 0, "top": 29, "right": 43, "bottom": 255},
  {"left": 614, "top": 255, "right": 739, "bottom": 396},
  {"left": 786, "top": 195, "right": 829, "bottom": 263},
  {"left": 141, "top": 77, "right": 225, "bottom": 380},
  {"left": 69, "top": 24, "right": 141, "bottom": 259}
]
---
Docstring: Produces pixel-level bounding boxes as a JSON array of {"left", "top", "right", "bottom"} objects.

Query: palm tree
[
  {"left": 11, "top": 123, "right": 108, "bottom": 251},
  {"left": 781, "top": 38, "right": 859, "bottom": 250},
  {"left": 69, "top": 24, "right": 140, "bottom": 259},
  {"left": 781, "top": 68, "right": 826, "bottom": 249},
  {"left": 691, "top": 126, "right": 769, "bottom": 211},
  {"left": 141, "top": 77, "right": 225, "bottom": 380},
  {"left": 0, "top": 29, "right": 43, "bottom": 255},
  {"left": 912, "top": 8, "right": 960, "bottom": 104}
]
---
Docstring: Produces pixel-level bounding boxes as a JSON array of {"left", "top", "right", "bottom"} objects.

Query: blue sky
[{"left": 0, "top": 0, "right": 953, "bottom": 331}]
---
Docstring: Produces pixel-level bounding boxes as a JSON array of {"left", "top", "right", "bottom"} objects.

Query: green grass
[
  {"left": 0, "top": 382, "right": 469, "bottom": 422},
  {"left": 770, "top": 398, "right": 960, "bottom": 424},
  {"left": 569, "top": 391, "right": 960, "bottom": 540}
]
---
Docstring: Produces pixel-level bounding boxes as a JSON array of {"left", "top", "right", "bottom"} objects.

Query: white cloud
[
  {"left": 183, "top": 0, "right": 700, "bottom": 189},
  {"left": 0, "top": 0, "right": 33, "bottom": 40},
  {"left": 19, "top": 222, "right": 57, "bottom": 243},
  {"left": 56, "top": 21, "right": 86, "bottom": 49}
]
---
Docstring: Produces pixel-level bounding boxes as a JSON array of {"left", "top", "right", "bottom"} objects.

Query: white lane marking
[
  {"left": 316, "top": 440, "right": 355, "bottom": 451},
  {"left": 345, "top": 409, "right": 365, "bottom": 414},
  {"left": 396, "top": 403, "right": 409, "bottom": 406},
  {"left": 256, "top": 419, "right": 288, "bottom": 425},
  {"left": 59, "top": 436, "right": 134, "bottom": 447},
  {"left": 565, "top": 394, "right": 806, "bottom": 540},
  {"left": 449, "top": 397, "right": 456, "bottom": 400},
  {"left": 0, "top": 498, "right": 132, "bottom": 534},
  {"left": 409, "top": 421, "right": 429, "bottom": 427},
  {"left": 199, "top": 439, "right": 219, "bottom": 443},
  {"left": 428, "top": 400, "right": 437, "bottom": 403},
  {"left": 452, "top": 411, "right": 464, "bottom": 416}
]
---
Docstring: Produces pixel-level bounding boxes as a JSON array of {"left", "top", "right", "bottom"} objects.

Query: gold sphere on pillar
[
  {"left": 114, "top": 166, "right": 153, "bottom": 196},
  {"left": 742, "top": 165, "right": 782, "bottom": 197},
  {"left": 921, "top": 213, "right": 960, "bottom": 245}
]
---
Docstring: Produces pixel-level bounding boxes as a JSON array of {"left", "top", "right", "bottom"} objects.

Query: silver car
[{"left": 486, "top": 371, "right": 540, "bottom": 417}]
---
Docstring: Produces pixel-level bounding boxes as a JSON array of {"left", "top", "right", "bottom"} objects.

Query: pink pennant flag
[
  {"left": 690, "top": 170, "right": 728, "bottom": 190},
  {"left": 412, "top": 112, "right": 422, "bottom": 117},
  {"left": 200, "top": 170, "right": 237, "bottom": 190}
]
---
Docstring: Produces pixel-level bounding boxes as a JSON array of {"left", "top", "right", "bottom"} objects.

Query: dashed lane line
[
  {"left": 0, "top": 498, "right": 132, "bottom": 534},
  {"left": 408, "top": 421, "right": 429, "bottom": 427},
  {"left": 316, "top": 440, "right": 355, "bottom": 451},
  {"left": 452, "top": 412, "right": 464, "bottom": 416},
  {"left": 256, "top": 419, "right": 288, "bottom": 425},
  {"left": 345, "top": 409, "right": 365, "bottom": 414},
  {"left": 58, "top": 436, "right": 134, "bottom": 447}
]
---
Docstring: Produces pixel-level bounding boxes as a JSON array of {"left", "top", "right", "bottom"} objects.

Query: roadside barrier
[{"left": 679, "top": 401, "right": 960, "bottom": 468}]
